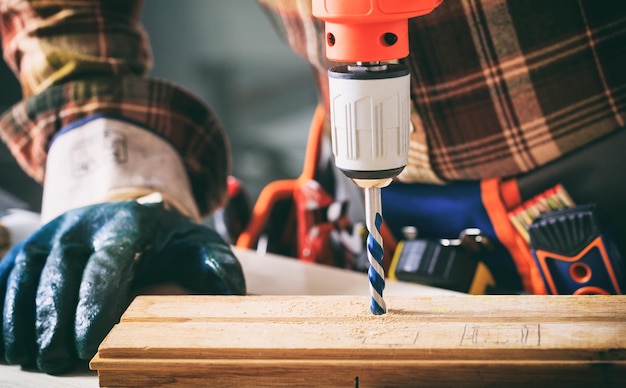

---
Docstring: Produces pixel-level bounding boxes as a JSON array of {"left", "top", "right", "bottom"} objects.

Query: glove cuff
[{"left": 41, "top": 115, "right": 201, "bottom": 223}]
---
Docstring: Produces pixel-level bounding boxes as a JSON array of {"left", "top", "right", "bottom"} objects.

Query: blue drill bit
[{"left": 365, "top": 187, "right": 386, "bottom": 315}]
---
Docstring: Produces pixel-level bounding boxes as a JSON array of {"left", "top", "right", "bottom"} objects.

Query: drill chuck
[{"left": 328, "top": 63, "right": 410, "bottom": 188}]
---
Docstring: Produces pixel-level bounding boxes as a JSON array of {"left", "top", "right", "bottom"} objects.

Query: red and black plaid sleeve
[
  {"left": 259, "top": 0, "right": 626, "bottom": 182},
  {"left": 0, "top": 0, "right": 229, "bottom": 215}
]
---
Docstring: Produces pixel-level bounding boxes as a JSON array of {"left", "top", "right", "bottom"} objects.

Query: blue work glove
[{"left": 0, "top": 199, "right": 246, "bottom": 375}]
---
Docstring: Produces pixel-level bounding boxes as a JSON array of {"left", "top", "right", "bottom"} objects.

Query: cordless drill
[{"left": 312, "top": 0, "right": 443, "bottom": 314}]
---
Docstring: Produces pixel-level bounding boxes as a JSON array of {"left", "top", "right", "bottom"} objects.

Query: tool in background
[
  {"left": 389, "top": 227, "right": 496, "bottom": 294},
  {"left": 213, "top": 176, "right": 253, "bottom": 245},
  {"left": 507, "top": 184, "right": 575, "bottom": 243},
  {"left": 528, "top": 204, "right": 625, "bottom": 295},
  {"left": 508, "top": 183, "right": 624, "bottom": 295},
  {"left": 313, "top": 0, "right": 443, "bottom": 315}
]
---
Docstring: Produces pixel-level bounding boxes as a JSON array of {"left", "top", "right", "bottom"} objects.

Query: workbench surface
[{"left": 0, "top": 248, "right": 456, "bottom": 387}]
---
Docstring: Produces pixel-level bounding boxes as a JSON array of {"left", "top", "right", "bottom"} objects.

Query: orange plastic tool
[{"left": 312, "top": 0, "right": 443, "bottom": 62}]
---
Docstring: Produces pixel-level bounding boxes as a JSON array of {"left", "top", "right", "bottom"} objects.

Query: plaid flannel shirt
[
  {"left": 1, "top": 0, "right": 625, "bottom": 216},
  {"left": 0, "top": 0, "right": 229, "bottom": 216},
  {"left": 260, "top": 0, "right": 626, "bottom": 183}
]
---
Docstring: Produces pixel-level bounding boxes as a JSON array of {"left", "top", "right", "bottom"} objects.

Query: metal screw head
[
  {"left": 459, "top": 228, "right": 494, "bottom": 254},
  {"left": 401, "top": 226, "right": 418, "bottom": 240},
  {"left": 383, "top": 33, "right": 398, "bottom": 46},
  {"left": 327, "top": 33, "right": 336, "bottom": 46}
]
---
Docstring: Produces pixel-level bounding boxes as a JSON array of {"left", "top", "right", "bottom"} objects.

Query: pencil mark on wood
[
  {"left": 362, "top": 329, "right": 419, "bottom": 346},
  {"left": 460, "top": 324, "right": 540, "bottom": 347}
]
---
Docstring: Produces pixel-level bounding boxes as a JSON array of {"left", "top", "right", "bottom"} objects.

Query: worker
[
  {"left": 0, "top": 0, "right": 246, "bottom": 375},
  {"left": 0, "top": 0, "right": 624, "bottom": 376},
  {"left": 255, "top": 0, "right": 626, "bottom": 294}
]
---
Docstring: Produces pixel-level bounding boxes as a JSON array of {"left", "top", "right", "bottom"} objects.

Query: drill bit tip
[{"left": 365, "top": 187, "right": 386, "bottom": 315}]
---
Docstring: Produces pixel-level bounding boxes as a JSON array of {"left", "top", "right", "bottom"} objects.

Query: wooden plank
[
  {"left": 91, "top": 295, "right": 626, "bottom": 387},
  {"left": 92, "top": 359, "right": 625, "bottom": 388},
  {"left": 120, "top": 294, "right": 624, "bottom": 322}
]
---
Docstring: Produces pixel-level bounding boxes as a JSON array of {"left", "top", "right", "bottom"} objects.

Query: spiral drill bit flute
[
  {"left": 365, "top": 186, "right": 386, "bottom": 313},
  {"left": 313, "top": 0, "right": 442, "bottom": 314}
]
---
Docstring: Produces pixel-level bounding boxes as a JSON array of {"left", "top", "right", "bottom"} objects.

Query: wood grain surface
[{"left": 91, "top": 295, "right": 626, "bottom": 387}]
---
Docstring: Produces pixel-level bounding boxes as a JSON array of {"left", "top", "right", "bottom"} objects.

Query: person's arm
[{"left": 0, "top": 0, "right": 245, "bottom": 374}]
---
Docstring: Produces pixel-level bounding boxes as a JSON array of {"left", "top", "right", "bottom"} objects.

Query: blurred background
[{"left": 0, "top": 0, "right": 318, "bottom": 213}]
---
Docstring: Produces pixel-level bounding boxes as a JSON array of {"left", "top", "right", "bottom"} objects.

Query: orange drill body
[{"left": 312, "top": 0, "right": 442, "bottom": 62}]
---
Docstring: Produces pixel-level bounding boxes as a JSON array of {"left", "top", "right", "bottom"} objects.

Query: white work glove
[{"left": 41, "top": 116, "right": 201, "bottom": 223}]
